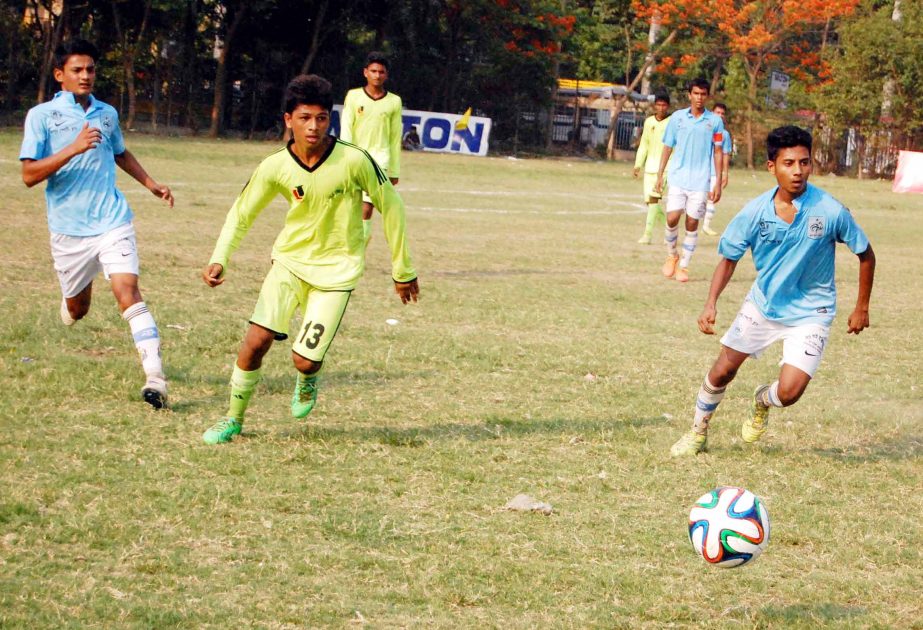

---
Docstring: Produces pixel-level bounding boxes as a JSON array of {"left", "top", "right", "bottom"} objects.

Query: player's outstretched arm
[
  {"left": 22, "top": 122, "right": 101, "bottom": 187},
  {"left": 202, "top": 263, "right": 225, "bottom": 288},
  {"left": 698, "top": 257, "right": 738, "bottom": 335},
  {"left": 847, "top": 245, "right": 875, "bottom": 335},
  {"left": 115, "top": 150, "right": 174, "bottom": 207}
]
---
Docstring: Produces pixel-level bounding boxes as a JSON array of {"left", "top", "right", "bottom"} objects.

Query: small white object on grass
[
  {"left": 505, "top": 493, "right": 553, "bottom": 515},
  {"left": 385, "top": 318, "right": 399, "bottom": 326}
]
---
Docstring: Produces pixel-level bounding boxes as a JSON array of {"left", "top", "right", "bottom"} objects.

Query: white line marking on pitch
[{"left": 409, "top": 205, "right": 645, "bottom": 215}]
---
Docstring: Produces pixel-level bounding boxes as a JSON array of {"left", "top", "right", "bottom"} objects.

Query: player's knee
[
  {"left": 777, "top": 381, "right": 807, "bottom": 406},
  {"left": 292, "top": 353, "right": 321, "bottom": 375},
  {"left": 709, "top": 364, "right": 737, "bottom": 388}
]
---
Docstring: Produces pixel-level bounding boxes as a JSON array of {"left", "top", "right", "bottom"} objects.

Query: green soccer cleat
[
  {"left": 291, "top": 373, "right": 319, "bottom": 419},
  {"left": 742, "top": 385, "right": 771, "bottom": 443},
  {"left": 670, "top": 430, "right": 708, "bottom": 456},
  {"left": 203, "top": 418, "right": 242, "bottom": 445}
]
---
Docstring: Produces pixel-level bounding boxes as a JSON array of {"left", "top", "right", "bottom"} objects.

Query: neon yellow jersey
[
  {"left": 340, "top": 88, "right": 402, "bottom": 178},
  {"left": 209, "top": 139, "right": 416, "bottom": 291},
  {"left": 634, "top": 114, "right": 671, "bottom": 174}
]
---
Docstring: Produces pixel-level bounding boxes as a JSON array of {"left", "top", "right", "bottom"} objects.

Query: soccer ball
[{"left": 688, "top": 486, "right": 770, "bottom": 568}]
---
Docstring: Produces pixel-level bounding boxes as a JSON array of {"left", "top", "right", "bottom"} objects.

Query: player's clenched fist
[
  {"left": 698, "top": 304, "right": 717, "bottom": 335},
  {"left": 71, "top": 122, "right": 102, "bottom": 155},
  {"left": 202, "top": 263, "right": 225, "bottom": 287}
]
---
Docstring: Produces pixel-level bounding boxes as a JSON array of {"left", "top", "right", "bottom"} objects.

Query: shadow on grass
[
  {"left": 273, "top": 414, "right": 669, "bottom": 446},
  {"left": 812, "top": 435, "right": 923, "bottom": 463},
  {"left": 757, "top": 602, "right": 867, "bottom": 624}
]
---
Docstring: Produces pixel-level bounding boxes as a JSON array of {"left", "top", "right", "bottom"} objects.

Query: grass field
[{"left": 1, "top": 129, "right": 921, "bottom": 629}]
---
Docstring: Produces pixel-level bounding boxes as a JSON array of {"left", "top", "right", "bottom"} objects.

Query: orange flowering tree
[
  {"left": 602, "top": 0, "right": 721, "bottom": 158},
  {"left": 713, "top": 0, "right": 860, "bottom": 166}
]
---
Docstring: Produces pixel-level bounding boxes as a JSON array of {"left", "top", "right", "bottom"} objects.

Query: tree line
[{"left": 2, "top": 0, "right": 919, "bottom": 174}]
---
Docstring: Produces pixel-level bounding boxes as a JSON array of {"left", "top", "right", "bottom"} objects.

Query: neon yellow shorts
[
  {"left": 250, "top": 262, "right": 351, "bottom": 362},
  {"left": 643, "top": 172, "right": 665, "bottom": 202}
]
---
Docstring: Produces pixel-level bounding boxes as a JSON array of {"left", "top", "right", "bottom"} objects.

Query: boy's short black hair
[
  {"left": 654, "top": 92, "right": 670, "bottom": 105},
  {"left": 53, "top": 39, "right": 99, "bottom": 70},
  {"left": 365, "top": 51, "right": 389, "bottom": 70},
  {"left": 767, "top": 125, "right": 812, "bottom": 161},
  {"left": 688, "top": 77, "right": 710, "bottom": 93},
  {"left": 284, "top": 74, "right": 333, "bottom": 114},
  {"left": 713, "top": 102, "right": 728, "bottom": 113}
]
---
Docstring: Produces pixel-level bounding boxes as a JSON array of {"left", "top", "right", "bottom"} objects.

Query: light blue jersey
[
  {"left": 719, "top": 183, "right": 870, "bottom": 326},
  {"left": 662, "top": 108, "right": 724, "bottom": 192},
  {"left": 20, "top": 91, "right": 132, "bottom": 237},
  {"left": 711, "top": 130, "right": 732, "bottom": 177}
]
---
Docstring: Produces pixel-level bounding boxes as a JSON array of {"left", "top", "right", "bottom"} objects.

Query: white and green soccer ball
[{"left": 688, "top": 486, "right": 770, "bottom": 568}]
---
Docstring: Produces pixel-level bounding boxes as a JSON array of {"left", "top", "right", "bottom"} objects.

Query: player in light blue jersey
[
  {"left": 654, "top": 78, "right": 724, "bottom": 283},
  {"left": 20, "top": 39, "right": 175, "bottom": 409},
  {"left": 670, "top": 126, "right": 876, "bottom": 456},
  {"left": 702, "top": 103, "right": 732, "bottom": 236}
]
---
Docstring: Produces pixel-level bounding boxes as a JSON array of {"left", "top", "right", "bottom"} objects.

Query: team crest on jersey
[
  {"left": 358, "top": 106, "right": 364, "bottom": 115},
  {"left": 292, "top": 185, "right": 305, "bottom": 201},
  {"left": 101, "top": 115, "right": 114, "bottom": 133},
  {"left": 808, "top": 216, "right": 825, "bottom": 239}
]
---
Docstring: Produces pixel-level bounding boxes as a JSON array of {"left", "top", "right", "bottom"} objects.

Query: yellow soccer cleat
[
  {"left": 742, "top": 385, "right": 771, "bottom": 443},
  {"left": 662, "top": 254, "right": 679, "bottom": 278},
  {"left": 670, "top": 430, "right": 708, "bottom": 456}
]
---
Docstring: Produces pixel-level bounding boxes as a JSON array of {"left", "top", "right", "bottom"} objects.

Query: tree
[
  {"left": 815, "top": 0, "right": 923, "bottom": 167},
  {"left": 712, "top": 0, "right": 859, "bottom": 167},
  {"left": 208, "top": 0, "right": 247, "bottom": 138},
  {"left": 110, "top": 0, "right": 154, "bottom": 130},
  {"left": 602, "top": 0, "right": 718, "bottom": 159}
]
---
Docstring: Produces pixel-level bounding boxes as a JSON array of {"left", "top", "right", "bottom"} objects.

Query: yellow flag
[{"left": 455, "top": 107, "right": 472, "bottom": 131}]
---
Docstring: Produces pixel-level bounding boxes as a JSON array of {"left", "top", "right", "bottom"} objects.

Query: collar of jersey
[
  {"left": 362, "top": 87, "right": 389, "bottom": 101},
  {"left": 286, "top": 137, "right": 337, "bottom": 173},
  {"left": 53, "top": 91, "right": 102, "bottom": 115},
  {"left": 681, "top": 107, "right": 712, "bottom": 122},
  {"left": 767, "top": 183, "right": 814, "bottom": 218}
]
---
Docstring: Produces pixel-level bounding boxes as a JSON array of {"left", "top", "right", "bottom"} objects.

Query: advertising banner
[
  {"left": 331, "top": 105, "right": 491, "bottom": 156},
  {"left": 892, "top": 151, "right": 923, "bottom": 194}
]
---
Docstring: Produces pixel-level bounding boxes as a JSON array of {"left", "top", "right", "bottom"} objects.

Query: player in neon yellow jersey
[
  {"left": 201, "top": 74, "right": 419, "bottom": 445},
  {"left": 633, "top": 93, "right": 672, "bottom": 244},
  {"left": 340, "top": 52, "right": 403, "bottom": 241}
]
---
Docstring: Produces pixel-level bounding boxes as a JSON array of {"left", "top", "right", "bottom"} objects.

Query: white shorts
[
  {"left": 50, "top": 222, "right": 140, "bottom": 298},
  {"left": 666, "top": 186, "right": 708, "bottom": 219},
  {"left": 720, "top": 298, "right": 830, "bottom": 377}
]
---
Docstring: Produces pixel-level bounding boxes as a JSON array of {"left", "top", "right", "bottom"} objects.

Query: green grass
[{"left": 1, "top": 129, "right": 921, "bottom": 628}]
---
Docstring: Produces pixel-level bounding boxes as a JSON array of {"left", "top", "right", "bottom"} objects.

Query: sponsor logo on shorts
[
  {"left": 808, "top": 216, "right": 825, "bottom": 239},
  {"left": 804, "top": 333, "right": 826, "bottom": 357}
]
